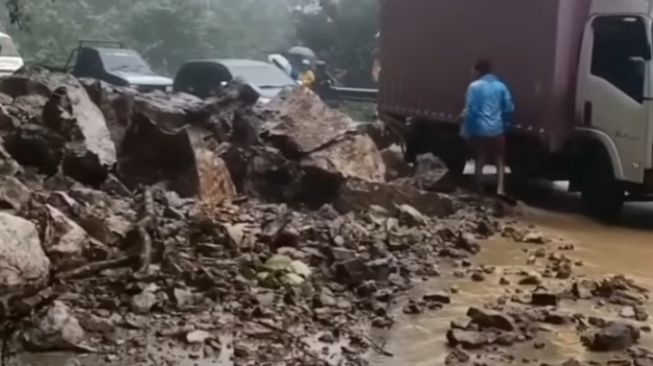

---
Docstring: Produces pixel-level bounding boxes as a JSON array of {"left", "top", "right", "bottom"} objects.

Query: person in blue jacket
[{"left": 462, "top": 59, "right": 515, "bottom": 197}]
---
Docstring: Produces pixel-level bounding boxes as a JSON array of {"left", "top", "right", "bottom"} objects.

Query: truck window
[{"left": 591, "top": 16, "right": 650, "bottom": 103}]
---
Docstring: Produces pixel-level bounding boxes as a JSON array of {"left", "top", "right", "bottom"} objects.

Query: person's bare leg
[
  {"left": 496, "top": 155, "right": 506, "bottom": 196},
  {"left": 474, "top": 154, "right": 485, "bottom": 194}
]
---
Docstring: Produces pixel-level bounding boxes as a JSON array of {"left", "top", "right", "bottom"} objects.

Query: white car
[{"left": 0, "top": 32, "right": 23, "bottom": 77}]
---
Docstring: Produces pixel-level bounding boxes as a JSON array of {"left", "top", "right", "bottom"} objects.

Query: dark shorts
[{"left": 471, "top": 135, "right": 505, "bottom": 160}]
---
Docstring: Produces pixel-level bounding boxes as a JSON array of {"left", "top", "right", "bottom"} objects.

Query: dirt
[{"left": 371, "top": 198, "right": 653, "bottom": 366}]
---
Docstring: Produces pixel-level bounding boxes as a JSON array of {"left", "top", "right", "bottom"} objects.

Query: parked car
[
  {"left": 65, "top": 40, "right": 172, "bottom": 92},
  {"left": 0, "top": 31, "right": 23, "bottom": 77},
  {"left": 174, "top": 59, "right": 297, "bottom": 103}
]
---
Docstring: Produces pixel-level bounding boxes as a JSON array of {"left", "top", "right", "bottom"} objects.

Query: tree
[
  {"left": 295, "top": 0, "right": 378, "bottom": 87},
  {"left": 1, "top": 0, "right": 298, "bottom": 75}
]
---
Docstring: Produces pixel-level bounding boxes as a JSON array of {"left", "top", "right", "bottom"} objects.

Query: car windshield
[
  {"left": 0, "top": 36, "right": 20, "bottom": 57},
  {"left": 100, "top": 49, "right": 154, "bottom": 75},
  {"left": 228, "top": 64, "right": 295, "bottom": 88}
]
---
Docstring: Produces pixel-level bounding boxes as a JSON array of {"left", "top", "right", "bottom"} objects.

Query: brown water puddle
[{"left": 372, "top": 202, "right": 653, "bottom": 366}]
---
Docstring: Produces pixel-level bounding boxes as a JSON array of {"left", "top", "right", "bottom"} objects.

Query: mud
[{"left": 372, "top": 191, "right": 653, "bottom": 366}]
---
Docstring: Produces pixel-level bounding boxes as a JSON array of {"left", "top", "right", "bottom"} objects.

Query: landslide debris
[{"left": 0, "top": 67, "right": 498, "bottom": 366}]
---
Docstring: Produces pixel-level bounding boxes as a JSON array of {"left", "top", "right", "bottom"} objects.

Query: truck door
[{"left": 578, "top": 15, "right": 651, "bottom": 183}]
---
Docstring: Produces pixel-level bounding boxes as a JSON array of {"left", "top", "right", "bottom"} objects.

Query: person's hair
[{"left": 474, "top": 59, "right": 492, "bottom": 75}]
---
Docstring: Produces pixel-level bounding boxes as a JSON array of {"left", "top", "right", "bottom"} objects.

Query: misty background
[{"left": 0, "top": 0, "right": 379, "bottom": 86}]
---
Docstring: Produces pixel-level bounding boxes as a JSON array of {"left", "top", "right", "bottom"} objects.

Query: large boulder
[
  {"left": 301, "top": 133, "right": 386, "bottom": 183},
  {"left": 263, "top": 88, "right": 355, "bottom": 157},
  {"left": 0, "top": 68, "right": 117, "bottom": 185},
  {"left": 0, "top": 212, "right": 50, "bottom": 290}
]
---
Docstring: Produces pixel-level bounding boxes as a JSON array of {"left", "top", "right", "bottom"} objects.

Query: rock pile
[{"left": 0, "top": 67, "right": 497, "bottom": 365}]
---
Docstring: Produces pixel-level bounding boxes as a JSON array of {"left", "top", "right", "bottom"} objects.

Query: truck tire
[{"left": 580, "top": 152, "right": 624, "bottom": 220}]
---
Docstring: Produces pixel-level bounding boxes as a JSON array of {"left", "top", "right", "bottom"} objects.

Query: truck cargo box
[{"left": 378, "top": 0, "right": 592, "bottom": 150}]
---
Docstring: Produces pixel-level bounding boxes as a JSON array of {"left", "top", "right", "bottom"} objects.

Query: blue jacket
[{"left": 462, "top": 74, "right": 514, "bottom": 138}]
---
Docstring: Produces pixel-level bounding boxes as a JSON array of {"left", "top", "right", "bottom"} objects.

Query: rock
[
  {"left": 423, "top": 291, "right": 451, "bottom": 304},
  {"left": 42, "top": 205, "right": 91, "bottom": 270},
  {"left": 413, "top": 153, "right": 456, "bottom": 193},
  {"left": 521, "top": 231, "right": 547, "bottom": 244},
  {"left": 587, "top": 323, "right": 640, "bottom": 352},
  {"left": 0, "top": 212, "right": 50, "bottom": 290},
  {"left": 396, "top": 204, "right": 427, "bottom": 226},
  {"left": 471, "top": 271, "right": 486, "bottom": 282},
  {"left": 620, "top": 306, "right": 636, "bottom": 319},
  {"left": 301, "top": 133, "right": 386, "bottom": 183},
  {"left": 572, "top": 280, "right": 596, "bottom": 299},
  {"left": 131, "top": 290, "right": 158, "bottom": 314},
  {"left": 186, "top": 330, "right": 212, "bottom": 344},
  {"left": 117, "top": 114, "right": 199, "bottom": 197},
  {"left": 195, "top": 148, "right": 237, "bottom": 210},
  {"left": 445, "top": 349, "right": 472, "bottom": 366},
  {"left": 381, "top": 145, "right": 412, "bottom": 181},
  {"left": 500, "top": 277, "right": 511, "bottom": 286},
  {"left": 264, "top": 87, "right": 354, "bottom": 157},
  {"left": 22, "top": 301, "right": 86, "bottom": 351},
  {"left": 5, "top": 123, "right": 65, "bottom": 175},
  {"left": 335, "top": 178, "right": 454, "bottom": 217},
  {"left": 532, "top": 291, "right": 559, "bottom": 307},
  {"left": 457, "top": 233, "right": 481, "bottom": 254},
  {"left": 173, "top": 288, "right": 194, "bottom": 309},
  {"left": 403, "top": 301, "right": 422, "bottom": 315},
  {"left": 0, "top": 175, "right": 31, "bottom": 210},
  {"left": 446, "top": 329, "right": 489, "bottom": 349},
  {"left": 2, "top": 68, "right": 117, "bottom": 185},
  {"left": 519, "top": 272, "right": 542, "bottom": 286},
  {"left": 335, "top": 258, "right": 373, "bottom": 286},
  {"left": 331, "top": 247, "right": 356, "bottom": 262},
  {"left": 451, "top": 317, "right": 472, "bottom": 330},
  {"left": 467, "top": 307, "right": 516, "bottom": 331},
  {"left": 562, "top": 359, "right": 583, "bottom": 366}
]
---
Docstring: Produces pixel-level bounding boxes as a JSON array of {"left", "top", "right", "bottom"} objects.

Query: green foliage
[
  {"left": 295, "top": 0, "right": 379, "bottom": 87},
  {"left": 1, "top": 0, "right": 379, "bottom": 84}
]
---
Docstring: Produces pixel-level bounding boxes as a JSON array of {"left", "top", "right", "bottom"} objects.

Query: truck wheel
[{"left": 581, "top": 153, "right": 624, "bottom": 220}]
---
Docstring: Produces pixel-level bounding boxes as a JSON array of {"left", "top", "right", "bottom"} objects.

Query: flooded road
[{"left": 372, "top": 184, "right": 653, "bottom": 366}]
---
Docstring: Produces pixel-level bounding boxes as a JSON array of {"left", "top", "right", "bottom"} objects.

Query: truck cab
[
  {"left": 572, "top": 0, "right": 653, "bottom": 216},
  {"left": 66, "top": 41, "right": 172, "bottom": 93}
]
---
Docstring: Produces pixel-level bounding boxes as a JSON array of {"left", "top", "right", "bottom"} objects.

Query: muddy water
[{"left": 372, "top": 190, "right": 653, "bottom": 366}]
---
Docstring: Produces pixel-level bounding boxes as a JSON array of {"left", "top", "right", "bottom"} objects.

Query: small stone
[
  {"left": 499, "top": 277, "right": 510, "bottom": 285},
  {"left": 403, "top": 301, "right": 422, "bottom": 315},
  {"left": 640, "top": 325, "right": 651, "bottom": 333},
  {"left": 446, "top": 329, "right": 488, "bottom": 349},
  {"left": 423, "top": 291, "right": 451, "bottom": 304},
  {"left": 173, "top": 288, "right": 194, "bottom": 309},
  {"left": 451, "top": 317, "right": 472, "bottom": 330},
  {"left": 534, "top": 342, "right": 546, "bottom": 349},
  {"left": 519, "top": 273, "right": 542, "bottom": 286},
  {"left": 318, "top": 333, "right": 335, "bottom": 343},
  {"left": 331, "top": 247, "right": 356, "bottom": 262},
  {"left": 131, "top": 291, "right": 157, "bottom": 314},
  {"left": 451, "top": 285, "right": 460, "bottom": 294},
  {"left": 527, "top": 256, "right": 537, "bottom": 265},
  {"left": 467, "top": 307, "right": 516, "bottom": 331},
  {"left": 534, "top": 248, "right": 546, "bottom": 258},
  {"left": 471, "top": 271, "right": 486, "bottom": 282},
  {"left": 453, "top": 270, "right": 466, "bottom": 278},
  {"left": 620, "top": 306, "right": 636, "bottom": 319},
  {"left": 186, "top": 330, "right": 211, "bottom": 344},
  {"left": 522, "top": 231, "right": 547, "bottom": 244},
  {"left": 572, "top": 280, "right": 595, "bottom": 299}
]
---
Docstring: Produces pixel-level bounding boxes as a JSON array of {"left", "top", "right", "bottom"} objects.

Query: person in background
[
  {"left": 461, "top": 59, "right": 514, "bottom": 198},
  {"left": 299, "top": 59, "right": 316, "bottom": 88}
]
